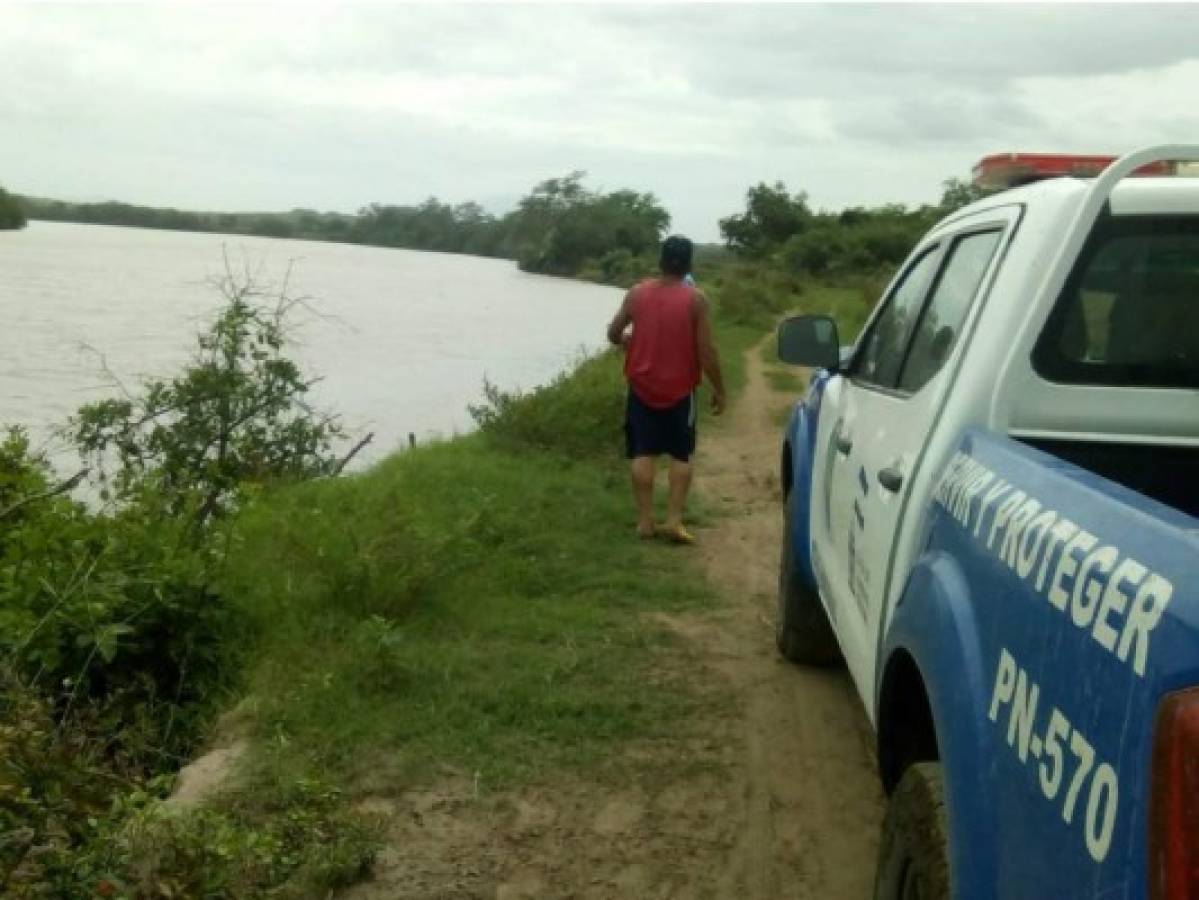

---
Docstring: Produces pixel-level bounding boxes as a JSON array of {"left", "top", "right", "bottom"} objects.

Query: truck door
[{"left": 823, "top": 226, "right": 1006, "bottom": 702}]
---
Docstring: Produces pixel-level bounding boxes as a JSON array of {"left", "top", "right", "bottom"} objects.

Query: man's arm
[
  {"left": 694, "top": 292, "right": 726, "bottom": 414},
  {"left": 606, "top": 288, "right": 636, "bottom": 348}
]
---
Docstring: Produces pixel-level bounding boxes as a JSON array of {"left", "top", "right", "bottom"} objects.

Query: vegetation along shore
[
  {"left": 1, "top": 172, "right": 981, "bottom": 895},
  {"left": 0, "top": 186, "right": 25, "bottom": 229},
  {"left": 14, "top": 172, "right": 984, "bottom": 287}
]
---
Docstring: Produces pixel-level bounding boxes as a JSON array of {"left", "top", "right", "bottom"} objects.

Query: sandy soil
[{"left": 342, "top": 338, "right": 884, "bottom": 899}]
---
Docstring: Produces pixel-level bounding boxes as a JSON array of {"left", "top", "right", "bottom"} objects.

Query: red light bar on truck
[{"left": 972, "top": 153, "right": 1177, "bottom": 189}]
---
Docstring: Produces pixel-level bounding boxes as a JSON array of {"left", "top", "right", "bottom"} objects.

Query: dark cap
[{"left": 659, "top": 235, "right": 693, "bottom": 277}]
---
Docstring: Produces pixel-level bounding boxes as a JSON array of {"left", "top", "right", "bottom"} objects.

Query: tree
[
  {"left": 537, "top": 190, "right": 668, "bottom": 275},
  {"left": 0, "top": 186, "right": 27, "bottom": 230},
  {"left": 939, "top": 177, "right": 989, "bottom": 214},
  {"left": 507, "top": 170, "right": 589, "bottom": 259},
  {"left": 783, "top": 224, "right": 846, "bottom": 277},
  {"left": 719, "top": 182, "right": 812, "bottom": 259},
  {"left": 250, "top": 214, "right": 295, "bottom": 238},
  {"left": 508, "top": 173, "right": 670, "bottom": 278},
  {"left": 10, "top": 172, "right": 668, "bottom": 274}
]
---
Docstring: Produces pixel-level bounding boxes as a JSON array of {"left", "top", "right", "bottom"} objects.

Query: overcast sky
[{"left": 4, "top": 2, "right": 1199, "bottom": 241}]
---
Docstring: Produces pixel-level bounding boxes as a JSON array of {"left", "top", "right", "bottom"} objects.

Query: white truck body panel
[{"left": 809, "top": 146, "right": 1199, "bottom": 719}]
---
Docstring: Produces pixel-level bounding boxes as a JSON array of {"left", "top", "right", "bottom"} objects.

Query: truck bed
[{"left": 1020, "top": 437, "right": 1199, "bottom": 520}]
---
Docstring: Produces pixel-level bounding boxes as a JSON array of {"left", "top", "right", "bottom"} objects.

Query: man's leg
[
  {"left": 631, "top": 455, "right": 656, "bottom": 537},
  {"left": 665, "top": 458, "right": 693, "bottom": 532}
]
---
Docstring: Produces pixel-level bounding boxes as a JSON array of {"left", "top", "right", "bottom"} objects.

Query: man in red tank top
[{"left": 606, "top": 236, "right": 726, "bottom": 543}]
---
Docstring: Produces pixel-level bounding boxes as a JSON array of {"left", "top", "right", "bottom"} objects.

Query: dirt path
[
  {"left": 344, "top": 338, "right": 883, "bottom": 899},
  {"left": 677, "top": 336, "right": 884, "bottom": 896}
]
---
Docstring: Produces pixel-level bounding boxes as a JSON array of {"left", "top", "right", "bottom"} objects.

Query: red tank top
[{"left": 624, "top": 278, "right": 701, "bottom": 409}]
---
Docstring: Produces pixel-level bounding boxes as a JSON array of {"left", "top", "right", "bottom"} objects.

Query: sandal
[{"left": 658, "top": 524, "right": 696, "bottom": 545}]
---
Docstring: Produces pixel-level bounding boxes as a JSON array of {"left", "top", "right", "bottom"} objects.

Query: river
[{"left": 0, "top": 221, "right": 619, "bottom": 472}]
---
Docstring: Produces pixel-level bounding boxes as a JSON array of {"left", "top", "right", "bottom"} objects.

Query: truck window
[
  {"left": 1035, "top": 215, "right": 1199, "bottom": 388},
  {"left": 898, "top": 229, "right": 1002, "bottom": 393},
  {"left": 850, "top": 246, "right": 941, "bottom": 389}
]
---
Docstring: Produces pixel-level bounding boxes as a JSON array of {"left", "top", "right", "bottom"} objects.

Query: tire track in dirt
[
  {"left": 341, "top": 337, "right": 883, "bottom": 900},
  {"left": 669, "top": 332, "right": 884, "bottom": 897}
]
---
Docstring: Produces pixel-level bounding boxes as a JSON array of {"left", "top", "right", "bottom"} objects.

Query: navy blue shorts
[{"left": 624, "top": 390, "right": 696, "bottom": 462}]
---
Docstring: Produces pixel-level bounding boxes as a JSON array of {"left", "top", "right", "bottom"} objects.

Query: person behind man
[{"left": 606, "top": 235, "right": 725, "bottom": 543}]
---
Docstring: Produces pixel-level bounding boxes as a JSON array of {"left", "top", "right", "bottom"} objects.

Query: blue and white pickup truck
[{"left": 775, "top": 146, "right": 1199, "bottom": 900}]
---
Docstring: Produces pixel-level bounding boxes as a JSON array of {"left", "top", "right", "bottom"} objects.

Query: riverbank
[
  {"left": 187, "top": 287, "right": 776, "bottom": 893},
  {"left": 343, "top": 293, "right": 882, "bottom": 899},
  {"left": 189, "top": 280, "right": 872, "bottom": 894},
  {"left": 4, "top": 275, "right": 873, "bottom": 895},
  {"left": 17, "top": 171, "right": 673, "bottom": 289}
]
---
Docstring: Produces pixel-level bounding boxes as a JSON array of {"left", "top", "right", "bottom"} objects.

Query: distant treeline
[
  {"left": 0, "top": 186, "right": 25, "bottom": 229},
  {"left": 717, "top": 177, "right": 987, "bottom": 277},
  {"left": 18, "top": 170, "right": 670, "bottom": 285},
  {"left": 16, "top": 172, "right": 987, "bottom": 285}
]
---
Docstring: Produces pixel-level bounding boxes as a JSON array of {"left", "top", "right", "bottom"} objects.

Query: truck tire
[
  {"left": 776, "top": 494, "right": 842, "bottom": 666},
  {"left": 874, "top": 762, "right": 951, "bottom": 900}
]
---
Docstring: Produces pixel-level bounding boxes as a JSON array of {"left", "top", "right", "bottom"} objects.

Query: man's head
[{"left": 659, "top": 235, "right": 693, "bottom": 278}]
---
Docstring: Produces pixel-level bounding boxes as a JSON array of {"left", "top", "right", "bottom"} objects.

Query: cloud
[
  {"left": 2, "top": 3, "right": 1198, "bottom": 240},
  {"left": 834, "top": 89, "right": 1041, "bottom": 145}
]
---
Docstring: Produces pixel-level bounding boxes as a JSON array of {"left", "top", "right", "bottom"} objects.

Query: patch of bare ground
[
  {"left": 164, "top": 702, "right": 255, "bottom": 811},
  {"left": 341, "top": 337, "right": 883, "bottom": 899}
]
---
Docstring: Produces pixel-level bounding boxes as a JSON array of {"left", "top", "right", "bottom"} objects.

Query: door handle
[
  {"left": 834, "top": 425, "right": 853, "bottom": 456},
  {"left": 878, "top": 466, "right": 904, "bottom": 493}
]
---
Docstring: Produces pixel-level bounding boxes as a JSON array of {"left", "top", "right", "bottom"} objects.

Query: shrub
[
  {"left": 584, "top": 248, "right": 655, "bottom": 288},
  {"left": 0, "top": 186, "right": 24, "bottom": 230},
  {"left": 782, "top": 226, "right": 846, "bottom": 277},
  {"left": 0, "top": 429, "right": 228, "bottom": 768},
  {"left": 73, "top": 265, "right": 347, "bottom": 530},
  {"left": 0, "top": 669, "right": 118, "bottom": 892},
  {"left": 50, "top": 777, "right": 380, "bottom": 899},
  {"left": 0, "top": 265, "right": 365, "bottom": 889},
  {"left": 468, "top": 351, "right": 625, "bottom": 460},
  {"left": 222, "top": 473, "right": 450, "bottom": 631},
  {"left": 706, "top": 264, "right": 804, "bottom": 327},
  {"left": 794, "top": 271, "right": 892, "bottom": 343}
]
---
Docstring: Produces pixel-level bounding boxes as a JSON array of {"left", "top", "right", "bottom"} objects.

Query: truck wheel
[
  {"left": 874, "top": 762, "right": 951, "bottom": 900},
  {"left": 776, "top": 494, "right": 841, "bottom": 666}
]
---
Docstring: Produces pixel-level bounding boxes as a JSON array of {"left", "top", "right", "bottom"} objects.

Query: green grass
[
  {"left": 216, "top": 275, "right": 866, "bottom": 803},
  {"left": 709, "top": 320, "right": 765, "bottom": 411},
  {"left": 801, "top": 281, "right": 878, "bottom": 343},
  {"left": 223, "top": 437, "right": 711, "bottom": 795},
  {"left": 771, "top": 403, "right": 796, "bottom": 429},
  {"left": 760, "top": 331, "right": 782, "bottom": 366},
  {"left": 219, "top": 340, "right": 735, "bottom": 806},
  {"left": 12, "top": 261, "right": 888, "bottom": 896},
  {"left": 128, "top": 269, "right": 868, "bottom": 893},
  {"left": 764, "top": 367, "right": 805, "bottom": 394},
  {"left": 43, "top": 342, "right": 732, "bottom": 898},
  {"left": 756, "top": 281, "right": 876, "bottom": 354}
]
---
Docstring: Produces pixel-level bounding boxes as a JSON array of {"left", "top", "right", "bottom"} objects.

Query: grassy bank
[
  {"left": 5, "top": 273, "right": 870, "bottom": 897},
  {"left": 226, "top": 429, "right": 713, "bottom": 795},
  {"left": 220, "top": 287, "right": 782, "bottom": 798},
  {"left": 177, "top": 276, "right": 812, "bottom": 889},
  {"left": 155, "top": 350, "right": 721, "bottom": 895}
]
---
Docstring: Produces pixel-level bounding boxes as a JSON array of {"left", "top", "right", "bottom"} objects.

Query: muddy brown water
[{"left": 0, "top": 221, "right": 618, "bottom": 471}]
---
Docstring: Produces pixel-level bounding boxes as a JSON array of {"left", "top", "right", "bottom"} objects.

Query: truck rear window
[{"left": 1034, "top": 215, "right": 1199, "bottom": 388}]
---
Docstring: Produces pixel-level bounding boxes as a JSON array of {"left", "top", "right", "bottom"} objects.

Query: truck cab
[{"left": 776, "top": 146, "right": 1199, "bottom": 899}]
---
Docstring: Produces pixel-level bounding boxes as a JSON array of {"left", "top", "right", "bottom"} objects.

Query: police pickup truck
[{"left": 775, "top": 146, "right": 1199, "bottom": 899}]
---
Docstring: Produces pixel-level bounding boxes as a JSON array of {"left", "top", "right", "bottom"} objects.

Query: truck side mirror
[{"left": 778, "top": 315, "right": 841, "bottom": 370}]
